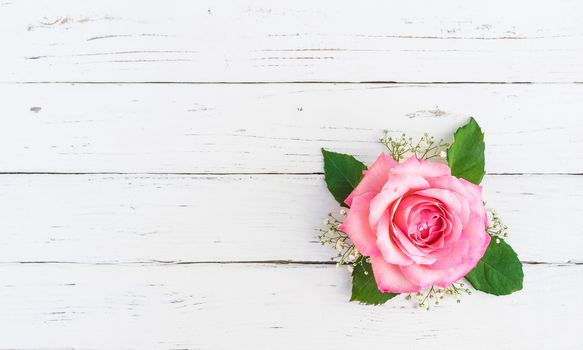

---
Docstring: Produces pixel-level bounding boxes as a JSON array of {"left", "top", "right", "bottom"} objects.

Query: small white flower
[
  {"left": 339, "top": 209, "right": 347, "bottom": 216},
  {"left": 335, "top": 240, "right": 344, "bottom": 251},
  {"left": 440, "top": 151, "right": 447, "bottom": 158}
]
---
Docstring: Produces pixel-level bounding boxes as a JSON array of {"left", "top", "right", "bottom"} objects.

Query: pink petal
[
  {"left": 448, "top": 232, "right": 490, "bottom": 283},
  {"left": 345, "top": 153, "right": 397, "bottom": 207},
  {"left": 464, "top": 214, "right": 491, "bottom": 263},
  {"left": 422, "top": 207, "right": 463, "bottom": 258},
  {"left": 391, "top": 221, "right": 438, "bottom": 264},
  {"left": 401, "top": 215, "right": 491, "bottom": 287},
  {"left": 368, "top": 187, "right": 408, "bottom": 231},
  {"left": 429, "top": 233, "right": 470, "bottom": 269},
  {"left": 376, "top": 212, "right": 413, "bottom": 266},
  {"left": 406, "top": 206, "right": 447, "bottom": 251},
  {"left": 431, "top": 214, "right": 487, "bottom": 271},
  {"left": 413, "top": 188, "right": 463, "bottom": 218},
  {"left": 392, "top": 194, "right": 430, "bottom": 233},
  {"left": 400, "top": 263, "right": 456, "bottom": 288},
  {"left": 459, "top": 178, "right": 488, "bottom": 226},
  {"left": 369, "top": 173, "right": 429, "bottom": 230},
  {"left": 339, "top": 192, "right": 381, "bottom": 257},
  {"left": 381, "top": 172, "right": 430, "bottom": 193},
  {"left": 370, "top": 256, "right": 422, "bottom": 293},
  {"left": 426, "top": 176, "right": 475, "bottom": 225},
  {"left": 391, "top": 156, "right": 451, "bottom": 178}
]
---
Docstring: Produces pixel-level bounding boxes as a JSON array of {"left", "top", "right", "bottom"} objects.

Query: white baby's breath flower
[
  {"left": 408, "top": 282, "right": 472, "bottom": 309},
  {"left": 486, "top": 208, "right": 509, "bottom": 241},
  {"left": 379, "top": 131, "right": 449, "bottom": 161},
  {"left": 318, "top": 213, "right": 359, "bottom": 266}
]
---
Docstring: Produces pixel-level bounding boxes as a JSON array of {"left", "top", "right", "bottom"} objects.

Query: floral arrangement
[{"left": 320, "top": 118, "right": 523, "bottom": 308}]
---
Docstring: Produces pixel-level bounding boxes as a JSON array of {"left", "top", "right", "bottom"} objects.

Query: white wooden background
[{"left": 1, "top": 1, "right": 582, "bottom": 349}]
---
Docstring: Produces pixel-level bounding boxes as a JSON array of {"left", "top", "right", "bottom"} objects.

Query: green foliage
[
  {"left": 465, "top": 239, "right": 524, "bottom": 296},
  {"left": 321, "top": 149, "right": 367, "bottom": 206},
  {"left": 447, "top": 117, "right": 486, "bottom": 184},
  {"left": 350, "top": 257, "right": 398, "bottom": 305}
]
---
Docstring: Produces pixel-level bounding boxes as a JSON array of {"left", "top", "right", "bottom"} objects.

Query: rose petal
[
  {"left": 338, "top": 192, "right": 381, "bottom": 257},
  {"left": 390, "top": 222, "right": 438, "bottom": 264},
  {"left": 345, "top": 153, "right": 397, "bottom": 207},
  {"left": 459, "top": 178, "right": 488, "bottom": 226},
  {"left": 368, "top": 187, "right": 409, "bottom": 231},
  {"left": 464, "top": 214, "right": 490, "bottom": 263},
  {"left": 448, "top": 232, "right": 490, "bottom": 284},
  {"left": 428, "top": 232, "right": 469, "bottom": 269},
  {"left": 370, "top": 256, "right": 421, "bottom": 293},
  {"left": 392, "top": 194, "right": 431, "bottom": 233},
  {"left": 369, "top": 174, "right": 429, "bottom": 230},
  {"left": 390, "top": 156, "right": 451, "bottom": 178},
  {"left": 413, "top": 188, "right": 463, "bottom": 218},
  {"left": 432, "top": 212, "right": 487, "bottom": 264},
  {"left": 376, "top": 212, "right": 413, "bottom": 266},
  {"left": 401, "top": 215, "right": 491, "bottom": 287},
  {"left": 400, "top": 263, "right": 455, "bottom": 288},
  {"left": 426, "top": 176, "right": 476, "bottom": 225}
]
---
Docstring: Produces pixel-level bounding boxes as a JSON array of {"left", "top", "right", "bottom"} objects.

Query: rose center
[{"left": 410, "top": 209, "right": 444, "bottom": 246}]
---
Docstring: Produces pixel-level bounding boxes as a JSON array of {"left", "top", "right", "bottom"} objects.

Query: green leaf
[
  {"left": 350, "top": 257, "right": 398, "bottom": 305},
  {"left": 465, "top": 238, "right": 524, "bottom": 296},
  {"left": 321, "top": 149, "right": 367, "bottom": 206},
  {"left": 447, "top": 117, "right": 486, "bottom": 185}
]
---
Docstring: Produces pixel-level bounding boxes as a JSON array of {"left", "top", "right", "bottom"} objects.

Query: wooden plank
[
  {"left": 0, "top": 174, "right": 579, "bottom": 264},
  {"left": 1, "top": 0, "right": 583, "bottom": 82},
  {"left": 0, "top": 262, "right": 580, "bottom": 349},
  {"left": 1, "top": 83, "right": 582, "bottom": 173}
]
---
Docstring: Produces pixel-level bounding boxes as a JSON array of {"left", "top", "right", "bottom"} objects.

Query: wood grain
[
  {"left": 0, "top": 262, "right": 580, "bottom": 349},
  {"left": 1, "top": 1, "right": 581, "bottom": 347},
  {"left": 1, "top": 0, "right": 582, "bottom": 82},
  {"left": 0, "top": 174, "right": 579, "bottom": 264},
  {"left": 1, "top": 83, "right": 582, "bottom": 174}
]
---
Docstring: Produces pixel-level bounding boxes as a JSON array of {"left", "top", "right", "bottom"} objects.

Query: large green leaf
[
  {"left": 350, "top": 257, "right": 398, "bottom": 305},
  {"left": 321, "top": 149, "right": 367, "bottom": 206},
  {"left": 447, "top": 117, "right": 486, "bottom": 185},
  {"left": 465, "top": 238, "right": 524, "bottom": 296}
]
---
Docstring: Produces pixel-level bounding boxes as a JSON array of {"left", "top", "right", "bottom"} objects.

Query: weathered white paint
[
  {"left": 2, "top": 0, "right": 582, "bottom": 348},
  {"left": 1, "top": 0, "right": 583, "bottom": 82},
  {"left": 1, "top": 83, "right": 582, "bottom": 173},
  {"left": 0, "top": 263, "right": 580, "bottom": 349},
  {"left": 0, "top": 174, "right": 579, "bottom": 264}
]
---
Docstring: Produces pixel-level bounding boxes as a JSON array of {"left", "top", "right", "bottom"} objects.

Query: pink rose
[{"left": 339, "top": 154, "right": 490, "bottom": 293}]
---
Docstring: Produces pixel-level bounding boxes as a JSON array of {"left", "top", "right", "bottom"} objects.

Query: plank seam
[
  {"left": 3, "top": 81, "right": 583, "bottom": 85},
  {"left": 2, "top": 260, "right": 581, "bottom": 266},
  {"left": 0, "top": 172, "right": 581, "bottom": 176}
]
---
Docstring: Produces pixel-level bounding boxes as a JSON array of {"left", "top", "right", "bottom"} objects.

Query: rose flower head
[{"left": 339, "top": 154, "right": 490, "bottom": 293}]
